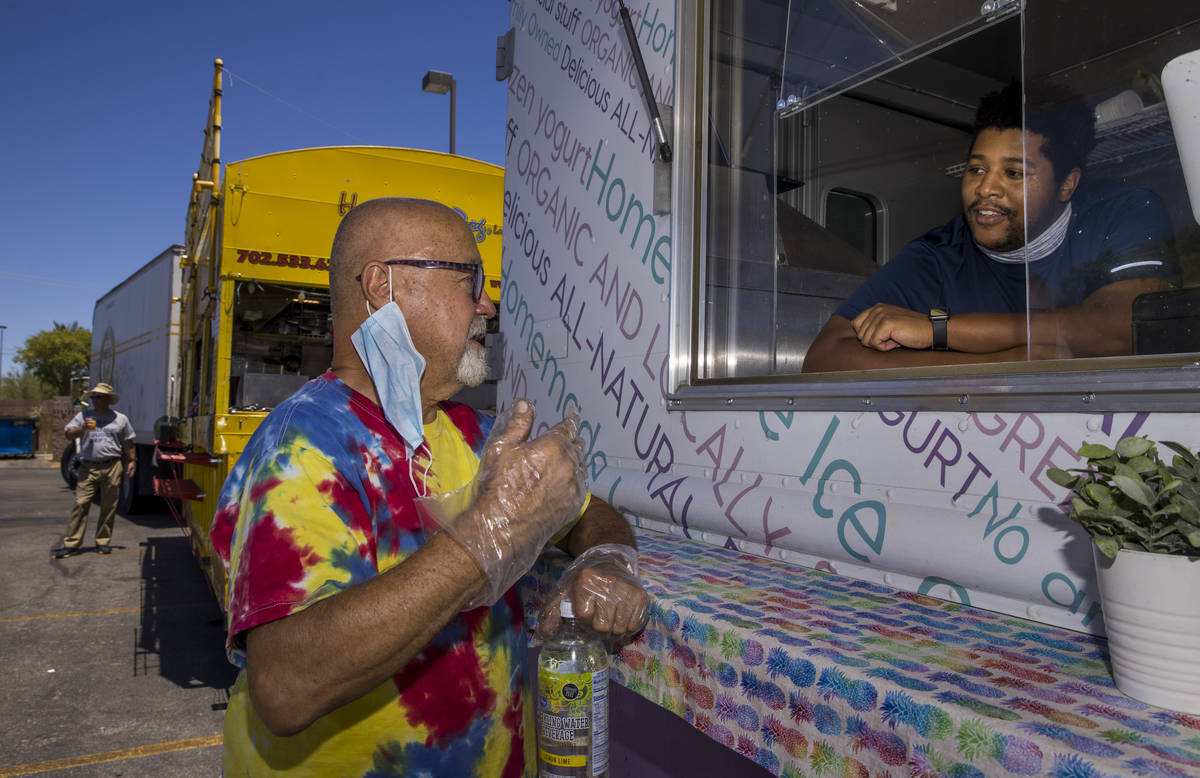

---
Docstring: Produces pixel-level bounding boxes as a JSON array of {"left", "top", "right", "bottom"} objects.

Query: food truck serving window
[
  {"left": 227, "top": 280, "right": 331, "bottom": 412},
  {"left": 670, "top": 0, "right": 1200, "bottom": 412}
]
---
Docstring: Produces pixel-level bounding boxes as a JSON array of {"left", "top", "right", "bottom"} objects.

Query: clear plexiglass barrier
[{"left": 676, "top": 0, "right": 1200, "bottom": 411}]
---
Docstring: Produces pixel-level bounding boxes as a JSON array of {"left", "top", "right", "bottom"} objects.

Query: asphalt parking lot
[{"left": 0, "top": 458, "right": 233, "bottom": 777}]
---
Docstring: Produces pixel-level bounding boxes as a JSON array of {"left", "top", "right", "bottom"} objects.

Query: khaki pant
[{"left": 64, "top": 459, "right": 123, "bottom": 549}]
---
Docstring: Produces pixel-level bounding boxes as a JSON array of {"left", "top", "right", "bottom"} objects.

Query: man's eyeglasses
[{"left": 357, "top": 258, "right": 485, "bottom": 301}]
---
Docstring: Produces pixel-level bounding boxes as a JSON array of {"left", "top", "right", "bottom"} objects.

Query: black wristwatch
[{"left": 929, "top": 308, "right": 950, "bottom": 351}]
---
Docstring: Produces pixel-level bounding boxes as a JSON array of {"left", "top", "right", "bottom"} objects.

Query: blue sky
[{"left": 0, "top": 0, "right": 511, "bottom": 379}]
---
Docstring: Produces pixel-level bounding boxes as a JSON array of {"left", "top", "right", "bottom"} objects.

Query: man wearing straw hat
[{"left": 54, "top": 382, "right": 136, "bottom": 557}]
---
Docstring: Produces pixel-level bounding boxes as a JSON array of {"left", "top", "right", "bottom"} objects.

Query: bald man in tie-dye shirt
[{"left": 212, "top": 198, "right": 648, "bottom": 776}]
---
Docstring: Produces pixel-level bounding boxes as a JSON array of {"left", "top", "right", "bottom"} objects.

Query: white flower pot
[{"left": 1093, "top": 546, "right": 1200, "bottom": 714}]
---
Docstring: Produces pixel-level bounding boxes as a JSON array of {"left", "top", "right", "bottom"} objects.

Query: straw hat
[{"left": 89, "top": 382, "right": 120, "bottom": 403}]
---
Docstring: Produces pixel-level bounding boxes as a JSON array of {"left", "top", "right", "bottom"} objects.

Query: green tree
[
  {"left": 0, "top": 370, "right": 55, "bottom": 400},
  {"left": 15, "top": 322, "right": 91, "bottom": 396}
]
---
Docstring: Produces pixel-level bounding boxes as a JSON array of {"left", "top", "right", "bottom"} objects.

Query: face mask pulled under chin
[{"left": 351, "top": 301, "right": 427, "bottom": 455}]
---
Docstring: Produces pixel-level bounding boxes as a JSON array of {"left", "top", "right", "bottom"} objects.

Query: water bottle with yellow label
[{"left": 537, "top": 598, "right": 609, "bottom": 778}]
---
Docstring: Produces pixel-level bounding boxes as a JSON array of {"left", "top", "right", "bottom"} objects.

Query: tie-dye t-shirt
[{"left": 211, "top": 372, "right": 534, "bottom": 777}]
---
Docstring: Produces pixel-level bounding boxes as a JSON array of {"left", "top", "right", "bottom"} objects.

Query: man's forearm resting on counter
[
  {"left": 559, "top": 496, "right": 637, "bottom": 558},
  {"left": 803, "top": 278, "right": 1170, "bottom": 372}
]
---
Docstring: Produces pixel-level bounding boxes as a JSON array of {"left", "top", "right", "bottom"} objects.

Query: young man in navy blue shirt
[{"left": 803, "top": 83, "right": 1178, "bottom": 373}]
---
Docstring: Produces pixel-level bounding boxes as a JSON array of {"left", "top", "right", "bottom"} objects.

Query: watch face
[{"left": 930, "top": 308, "right": 948, "bottom": 319}]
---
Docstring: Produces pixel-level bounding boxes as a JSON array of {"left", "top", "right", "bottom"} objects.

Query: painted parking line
[
  {"left": 0, "top": 602, "right": 214, "bottom": 624},
  {"left": 0, "top": 734, "right": 223, "bottom": 777},
  {"left": 0, "top": 550, "right": 132, "bottom": 562}
]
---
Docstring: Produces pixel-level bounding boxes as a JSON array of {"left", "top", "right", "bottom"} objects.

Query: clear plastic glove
[
  {"left": 537, "top": 543, "right": 650, "bottom": 642},
  {"left": 419, "top": 398, "right": 587, "bottom": 609}
]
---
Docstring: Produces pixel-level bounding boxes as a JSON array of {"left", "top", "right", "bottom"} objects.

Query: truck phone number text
[{"left": 236, "top": 248, "right": 329, "bottom": 272}]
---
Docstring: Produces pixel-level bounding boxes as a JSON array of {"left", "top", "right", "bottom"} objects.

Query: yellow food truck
[{"left": 157, "top": 60, "right": 503, "bottom": 603}]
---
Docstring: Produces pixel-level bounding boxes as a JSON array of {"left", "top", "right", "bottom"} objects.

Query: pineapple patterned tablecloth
[{"left": 525, "top": 531, "right": 1200, "bottom": 777}]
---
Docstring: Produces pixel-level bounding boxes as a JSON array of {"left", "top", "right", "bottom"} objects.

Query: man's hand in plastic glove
[
  {"left": 538, "top": 544, "right": 650, "bottom": 641},
  {"left": 472, "top": 399, "right": 586, "bottom": 538},
  {"left": 424, "top": 399, "right": 588, "bottom": 608}
]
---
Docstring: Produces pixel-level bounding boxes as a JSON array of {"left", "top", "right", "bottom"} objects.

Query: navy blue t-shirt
[{"left": 835, "top": 181, "right": 1178, "bottom": 321}]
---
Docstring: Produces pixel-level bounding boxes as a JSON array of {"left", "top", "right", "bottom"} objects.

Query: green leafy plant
[{"left": 1047, "top": 436, "right": 1200, "bottom": 559}]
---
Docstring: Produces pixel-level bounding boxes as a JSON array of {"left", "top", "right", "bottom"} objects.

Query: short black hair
[{"left": 973, "top": 80, "right": 1096, "bottom": 182}]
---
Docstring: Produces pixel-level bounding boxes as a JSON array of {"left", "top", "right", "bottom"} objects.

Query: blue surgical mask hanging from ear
[{"left": 351, "top": 268, "right": 427, "bottom": 456}]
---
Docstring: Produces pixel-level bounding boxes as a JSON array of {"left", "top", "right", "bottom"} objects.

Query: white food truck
[{"left": 502, "top": 1, "right": 1200, "bottom": 775}]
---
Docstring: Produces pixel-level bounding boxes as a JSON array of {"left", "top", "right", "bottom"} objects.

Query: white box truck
[{"left": 83, "top": 244, "right": 183, "bottom": 512}]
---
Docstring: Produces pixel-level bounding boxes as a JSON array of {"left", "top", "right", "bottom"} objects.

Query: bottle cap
[{"left": 559, "top": 598, "right": 575, "bottom": 618}]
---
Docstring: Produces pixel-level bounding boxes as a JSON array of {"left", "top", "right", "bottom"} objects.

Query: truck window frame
[
  {"left": 667, "top": 1, "right": 1200, "bottom": 414},
  {"left": 824, "top": 188, "right": 882, "bottom": 265}
]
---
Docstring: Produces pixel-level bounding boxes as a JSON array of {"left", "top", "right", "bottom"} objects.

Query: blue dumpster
[{"left": 0, "top": 417, "right": 36, "bottom": 457}]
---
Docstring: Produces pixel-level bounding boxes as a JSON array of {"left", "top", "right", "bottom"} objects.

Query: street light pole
[
  {"left": 0, "top": 325, "right": 7, "bottom": 382},
  {"left": 421, "top": 70, "right": 457, "bottom": 154}
]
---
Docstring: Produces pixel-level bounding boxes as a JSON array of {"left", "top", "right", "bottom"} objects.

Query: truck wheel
[
  {"left": 118, "top": 469, "right": 141, "bottom": 515},
  {"left": 59, "top": 443, "right": 80, "bottom": 489},
  {"left": 118, "top": 445, "right": 166, "bottom": 515}
]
